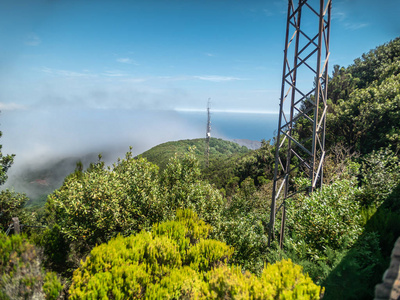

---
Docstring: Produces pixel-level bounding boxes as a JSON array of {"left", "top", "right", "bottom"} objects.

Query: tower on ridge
[{"left": 205, "top": 99, "right": 211, "bottom": 168}]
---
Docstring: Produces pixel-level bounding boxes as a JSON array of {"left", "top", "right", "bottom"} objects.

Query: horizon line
[{"left": 174, "top": 108, "right": 280, "bottom": 114}]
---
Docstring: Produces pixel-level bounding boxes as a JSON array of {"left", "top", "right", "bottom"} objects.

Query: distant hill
[
  {"left": 139, "top": 138, "right": 250, "bottom": 170},
  {"left": 2, "top": 152, "right": 109, "bottom": 208},
  {"left": 2, "top": 138, "right": 250, "bottom": 207}
]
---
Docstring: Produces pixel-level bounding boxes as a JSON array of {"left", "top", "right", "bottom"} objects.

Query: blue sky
[{"left": 0, "top": 0, "right": 399, "bottom": 165}]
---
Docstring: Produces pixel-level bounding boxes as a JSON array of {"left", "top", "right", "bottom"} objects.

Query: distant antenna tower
[
  {"left": 268, "top": 0, "right": 332, "bottom": 248},
  {"left": 205, "top": 98, "right": 211, "bottom": 168}
]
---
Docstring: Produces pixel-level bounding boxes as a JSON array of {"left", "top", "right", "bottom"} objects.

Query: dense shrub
[
  {"left": 322, "top": 232, "right": 383, "bottom": 300},
  {"left": 0, "top": 189, "right": 35, "bottom": 232},
  {"left": 45, "top": 149, "right": 224, "bottom": 256},
  {"left": 286, "top": 179, "right": 363, "bottom": 259},
  {"left": 159, "top": 148, "right": 224, "bottom": 226},
  {"left": 69, "top": 209, "right": 322, "bottom": 299},
  {"left": 204, "top": 260, "right": 323, "bottom": 299},
  {"left": 359, "top": 148, "right": 400, "bottom": 206},
  {"left": 0, "top": 232, "right": 62, "bottom": 299},
  {"left": 46, "top": 154, "right": 161, "bottom": 250},
  {"left": 69, "top": 209, "right": 233, "bottom": 299},
  {"left": 217, "top": 178, "right": 270, "bottom": 274}
]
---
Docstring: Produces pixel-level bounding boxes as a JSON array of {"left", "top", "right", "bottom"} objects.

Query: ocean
[
  {"left": 175, "top": 111, "right": 279, "bottom": 143},
  {"left": 1, "top": 108, "right": 280, "bottom": 171}
]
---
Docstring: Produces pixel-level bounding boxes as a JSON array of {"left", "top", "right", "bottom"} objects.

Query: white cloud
[
  {"left": 343, "top": 22, "right": 369, "bottom": 30},
  {"left": 41, "top": 67, "right": 95, "bottom": 78},
  {"left": 116, "top": 58, "right": 138, "bottom": 65},
  {"left": 25, "top": 33, "right": 41, "bottom": 46},
  {"left": 0, "top": 102, "right": 27, "bottom": 111},
  {"left": 194, "top": 75, "right": 242, "bottom": 82},
  {"left": 332, "top": 11, "right": 346, "bottom": 22},
  {"left": 332, "top": 7, "right": 369, "bottom": 31},
  {"left": 263, "top": 9, "right": 273, "bottom": 17},
  {"left": 120, "top": 77, "right": 148, "bottom": 83},
  {"left": 102, "top": 70, "right": 127, "bottom": 77}
]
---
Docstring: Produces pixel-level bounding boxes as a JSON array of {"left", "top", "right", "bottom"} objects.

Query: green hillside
[{"left": 139, "top": 137, "right": 250, "bottom": 170}]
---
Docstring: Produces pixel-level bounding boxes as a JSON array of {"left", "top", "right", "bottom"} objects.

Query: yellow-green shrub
[
  {"left": 69, "top": 210, "right": 322, "bottom": 299},
  {"left": 187, "top": 239, "right": 234, "bottom": 272},
  {"left": 257, "top": 259, "right": 324, "bottom": 299},
  {"left": 203, "top": 260, "right": 323, "bottom": 300},
  {"left": 69, "top": 209, "right": 231, "bottom": 299}
]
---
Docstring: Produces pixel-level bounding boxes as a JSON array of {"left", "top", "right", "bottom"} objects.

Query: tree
[
  {"left": 44, "top": 147, "right": 225, "bottom": 274},
  {"left": 0, "top": 190, "right": 32, "bottom": 231},
  {"left": 45, "top": 152, "right": 162, "bottom": 252},
  {"left": 0, "top": 125, "right": 34, "bottom": 232},
  {"left": 0, "top": 130, "right": 14, "bottom": 186}
]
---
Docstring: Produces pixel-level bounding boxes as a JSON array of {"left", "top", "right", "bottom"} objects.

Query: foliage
[
  {"left": 44, "top": 148, "right": 225, "bottom": 275},
  {"left": 0, "top": 232, "right": 62, "bottom": 300},
  {"left": 69, "top": 209, "right": 322, "bottom": 299},
  {"left": 159, "top": 148, "right": 225, "bottom": 226},
  {"left": 140, "top": 138, "right": 249, "bottom": 171},
  {"left": 0, "top": 131, "right": 14, "bottom": 186},
  {"left": 43, "top": 272, "right": 63, "bottom": 300},
  {"left": 326, "top": 38, "right": 400, "bottom": 154},
  {"left": 46, "top": 154, "right": 161, "bottom": 251},
  {"left": 68, "top": 209, "right": 233, "bottom": 299},
  {"left": 358, "top": 148, "right": 400, "bottom": 206},
  {"left": 286, "top": 179, "right": 363, "bottom": 260},
  {"left": 216, "top": 178, "right": 270, "bottom": 274},
  {"left": 203, "top": 260, "right": 323, "bottom": 300},
  {"left": 203, "top": 140, "right": 274, "bottom": 195},
  {"left": 37, "top": 224, "right": 71, "bottom": 275},
  {"left": 0, "top": 189, "right": 35, "bottom": 232},
  {"left": 347, "top": 37, "right": 400, "bottom": 89},
  {"left": 322, "top": 231, "right": 383, "bottom": 300}
]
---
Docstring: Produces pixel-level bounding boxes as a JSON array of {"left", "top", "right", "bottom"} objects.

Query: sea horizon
[{"left": 175, "top": 110, "right": 279, "bottom": 143}]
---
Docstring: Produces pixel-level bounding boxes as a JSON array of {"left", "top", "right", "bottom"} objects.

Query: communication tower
[
  {"left": 268, "top": 0, "right": 332, "bottom": 248},
  {"left": 205, "top": 99, "right": 211, "bottom": 168}
]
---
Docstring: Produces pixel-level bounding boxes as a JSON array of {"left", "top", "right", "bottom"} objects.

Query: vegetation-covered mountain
[
  {"left": 0, "top": 37, "right": 399, "bottom": 299},
  {"left": 139, "top": 137, "right": 250, "bottom": 170},
  {"left": 2, "top": 152, "right": 114, "bottom": 209}
]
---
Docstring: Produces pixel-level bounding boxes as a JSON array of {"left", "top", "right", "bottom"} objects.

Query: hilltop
[
  {"left": 2, "top": 138, "right": 252, "bottom": 207},
  {"left": 139, "top": 137, "right": 250, "bottom": 170}
]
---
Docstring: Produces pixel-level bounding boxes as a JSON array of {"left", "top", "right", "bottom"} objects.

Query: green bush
[
  {"left": 322, "top": 232, "right": 383, "bottom": 300},
  {"left": 45, "top": 149, "right": 224, "bottom": 258},
  {"left": 46, "top": 154, "right": 161, "bottom": 250},
  {"left": 0, "top": 189, "right": 35, "bottom": 232},
  {"left": 216, "top": 178, "right": 270, "bottom": 274},
  {"left": 159, "top": 148, "right": 224, "bottom": 226},
  {"left": 359, "top": 148, "right": 400, "bottom": 206},
  {"left": 286, "top": 179, "right": 363, "bottom": 259},
  {"left": 69, "top": 209, "right": 322, "bottom": 299},
  {"left": 43, "top": 272, "right": 63, "bottom": 300},
  {"left": 69, "top": 209, "right": 232, "bottom": 299},
  {"left": 0, "top": 232, "right": 62, "bottom": 300}
]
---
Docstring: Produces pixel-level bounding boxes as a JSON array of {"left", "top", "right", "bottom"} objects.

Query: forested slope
[{"left": 139, "top": 137, "right": 249, "bottom": 170}]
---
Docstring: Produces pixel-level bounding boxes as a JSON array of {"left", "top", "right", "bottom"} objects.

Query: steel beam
[{"left": 268, "top": 0, "right": 332, "bottom": 248}]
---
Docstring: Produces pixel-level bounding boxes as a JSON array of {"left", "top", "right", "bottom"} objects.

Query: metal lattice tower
[
  {"left": 205, "top": 98, "right": 211, "bottom": 168},
  {"left": 268, "top": 0, "right": 332, "bottom": 248}
]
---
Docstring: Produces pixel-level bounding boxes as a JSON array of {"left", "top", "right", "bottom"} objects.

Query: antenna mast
[
  {"left": 205, "top": 98, "right": 211, "bottom": 168},
  {"left": 268, "top": 0, "right": 332, "bottom": 248}
]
